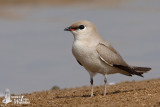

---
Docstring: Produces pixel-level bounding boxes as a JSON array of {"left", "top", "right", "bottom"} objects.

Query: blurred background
[{"left": 0, "top": 0, "right": 159, "bottom": 95}]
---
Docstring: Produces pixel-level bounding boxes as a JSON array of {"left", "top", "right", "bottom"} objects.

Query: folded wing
[{"left": 96, "top": 42, "right": 144, "bottom": 77}]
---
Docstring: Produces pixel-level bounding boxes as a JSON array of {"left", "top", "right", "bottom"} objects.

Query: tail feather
[
  {"left": 113, "top": 64, "right": 144, "bottom": 77},
  {"left": 113, "top": 64, "right": 151, "bottom": 77},
  {"left": 132, "top": 66, "right": 151, "bottom": 73}
]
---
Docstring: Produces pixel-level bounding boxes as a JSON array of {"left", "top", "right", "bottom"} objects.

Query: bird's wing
[
  {"left": 96, "top": 42, "right": 127, "bottom": 66},
  {"left": 77, "top": 60, "right": 83, "bottom": 66},
  {"left": 96, "top": 42, "right": 144, "bottom": 77}
]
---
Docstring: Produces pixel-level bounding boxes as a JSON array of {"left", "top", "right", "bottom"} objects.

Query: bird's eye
[{"left": 79, "top": 25, "right": 85, "bottom": 30}]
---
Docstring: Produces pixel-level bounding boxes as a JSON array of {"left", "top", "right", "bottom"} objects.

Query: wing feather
[
  {"left": 96, "top": 42, "right": 144, "bottom": 77},
  {"left": 96, "top": 43, "right": 127, "bottom": 66}
]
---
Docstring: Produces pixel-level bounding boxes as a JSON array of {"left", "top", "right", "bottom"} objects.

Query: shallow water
[{"left": 0, "top": 0, "right": 160, "bottom": 94}]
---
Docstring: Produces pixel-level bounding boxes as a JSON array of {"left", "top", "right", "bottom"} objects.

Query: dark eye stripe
[
  {"left": 70, "top": 27, "right": 79, "bottom": 30},
  {"left": 70, "top": 25, "right": 85, "bottom": 30}
]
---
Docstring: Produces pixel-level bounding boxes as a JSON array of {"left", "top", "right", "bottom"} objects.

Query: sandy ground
[
  {"left": 0, "top": 79, "right": 160, "bottom": 107},
  {"left": 0, "top": 0, "right": 126, "bottom": 6},
  {"left": 0, "top": 0, "right": 126, "bottom": 19}
]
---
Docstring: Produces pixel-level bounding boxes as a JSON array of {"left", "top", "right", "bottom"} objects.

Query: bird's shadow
[
  {"left": 55, "top": 88, "right": 144, "bottom": 99},
  {"left": 106, "top": 88, "right": 142, "bottom": 95}
]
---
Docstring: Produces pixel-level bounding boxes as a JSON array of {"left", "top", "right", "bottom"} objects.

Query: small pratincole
[{"left": 64, "top": 20, "right": 151, "bottom": 97}]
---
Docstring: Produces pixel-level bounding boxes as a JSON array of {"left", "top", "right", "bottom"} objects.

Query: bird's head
[{"left": 64, "top": 20, "right": 99, "bottom": 40}]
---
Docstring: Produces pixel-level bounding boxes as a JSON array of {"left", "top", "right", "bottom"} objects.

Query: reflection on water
[{"left": 0, "top": 0, "right": 160, "bottom": 94}]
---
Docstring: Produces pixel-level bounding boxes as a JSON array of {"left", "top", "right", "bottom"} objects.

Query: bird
[{"left": 64, "top": 20, "right": 151, "bottom": 97}]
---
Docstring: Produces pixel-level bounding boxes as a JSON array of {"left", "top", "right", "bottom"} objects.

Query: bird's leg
[
  {"left": 89, "top": 72, "right": 95, "bottom": 97},
  {"left": 90, "top": 77, "right": 93, "bottom": 97},
  {"left": 104, "top": 74, "right": 107, "bottom": 96}
]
